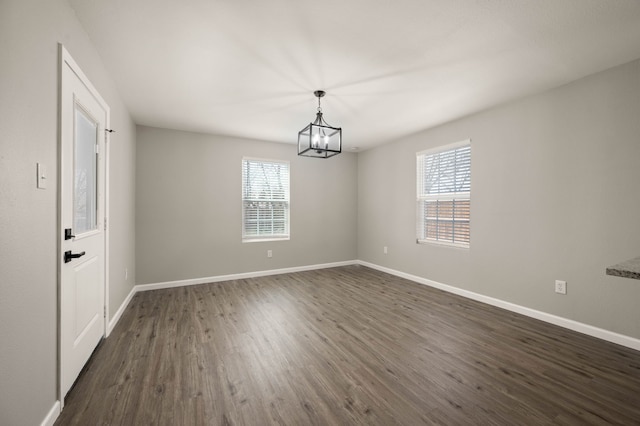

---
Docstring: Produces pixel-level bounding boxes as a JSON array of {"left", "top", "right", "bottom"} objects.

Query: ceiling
[{"left": 69, "top": 0, "right": 640, "bottom": 151}]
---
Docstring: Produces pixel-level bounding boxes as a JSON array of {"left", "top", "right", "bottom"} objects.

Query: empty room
[{"left": 2, "top": 0, "right": 640, "bottom": 425}]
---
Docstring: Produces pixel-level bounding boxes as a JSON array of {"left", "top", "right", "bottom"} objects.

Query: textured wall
[
  {"left": 136, "top": 126, "right": 358, "bottom": 284},
  {"left": 358, "top": 59, "right": 640, "bottom": 339},
  {"left": 0, "top": 0, "right": 136, "bottom": 424}
]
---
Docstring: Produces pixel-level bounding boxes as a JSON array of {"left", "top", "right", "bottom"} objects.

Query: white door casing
[{"left": 59, "top": 45, "right": 109, "bottom": 399}]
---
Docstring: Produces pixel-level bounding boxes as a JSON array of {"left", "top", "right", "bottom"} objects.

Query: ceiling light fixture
[{"left": 298, "top": 90, "right": 342, "bottom": 158}]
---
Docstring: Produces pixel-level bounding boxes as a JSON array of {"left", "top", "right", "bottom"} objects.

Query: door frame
[{"left": 57, "top": 44, "right": 111, "bottom": 406}]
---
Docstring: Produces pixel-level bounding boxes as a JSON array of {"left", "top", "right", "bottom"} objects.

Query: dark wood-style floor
[{"left": 56, "top": 265, "right": 640, "bottom": 425}]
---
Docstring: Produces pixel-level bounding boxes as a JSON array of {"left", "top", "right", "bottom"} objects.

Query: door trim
[{"left": 57, "top": 44, "right": 111, "bottom": 406}]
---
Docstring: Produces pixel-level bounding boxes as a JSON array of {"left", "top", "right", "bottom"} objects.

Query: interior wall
[
  {"left": 136, "top": 126, "right": 358, "bottom": 285},
  {"left": 0, "top": 0, "right": 136, "bottom": 425},
  {"left": 358, "top": 58, "right": 640, "bottom": 339}
]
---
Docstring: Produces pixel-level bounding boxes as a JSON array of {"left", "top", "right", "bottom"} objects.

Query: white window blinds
[
  {"left": 416, "top": 141, "right": 471, "bottom": 247},
  {"left": 242, "top": 158, "right": 290, "bottom": 241}
]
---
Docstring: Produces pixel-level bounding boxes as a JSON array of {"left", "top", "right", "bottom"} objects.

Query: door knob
[{"left": 64, "top": 250, "right": 86, "bottom": 263}]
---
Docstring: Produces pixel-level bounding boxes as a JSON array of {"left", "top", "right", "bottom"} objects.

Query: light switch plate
[{"left": 37, "top": 163, "right": 47, "bottom": 189}]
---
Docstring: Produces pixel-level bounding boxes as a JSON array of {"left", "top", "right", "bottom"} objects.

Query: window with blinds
[
  {"left": 416, "top": 140, "right": 471, "bottom": 247},
  {"left": 242, "top": 158, "right": 290, "bottom": 241}
]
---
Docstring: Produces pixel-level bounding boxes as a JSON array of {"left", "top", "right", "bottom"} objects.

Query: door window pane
[{"left": 74, "top": 105, "right": 98, "bottom": 234}]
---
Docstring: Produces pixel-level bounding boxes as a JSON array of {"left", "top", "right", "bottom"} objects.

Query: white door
[{"left": 59, "top": 46, "right": 109, "bottom": 398}]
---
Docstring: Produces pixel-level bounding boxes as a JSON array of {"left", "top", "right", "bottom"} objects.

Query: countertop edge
[{"left": 606, "top": 256, "right": 640, "bottom": 280}]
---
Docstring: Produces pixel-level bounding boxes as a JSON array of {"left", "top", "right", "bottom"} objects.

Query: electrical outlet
[
  {"left": 383, "top": 246, "right": 388, "bottom": 254},
  {"left": 555, "top": 280, "right": 567, "bottom": 295},
  {"left": 267, "top": 250, "right": 272, "bottom": 258}
]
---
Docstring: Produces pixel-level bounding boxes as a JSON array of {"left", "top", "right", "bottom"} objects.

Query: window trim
[
  {"left": 241, "top": 157, "right": 290, "bottom": 243},
  {"left": 416, "top": 140, "right": 471, "bottom": 248}
]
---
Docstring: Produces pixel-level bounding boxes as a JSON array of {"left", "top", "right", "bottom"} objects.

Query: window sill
[
  {"left": 242, "top": 237, "right": 290, "bottom": 243},
  {"left": 417, "top": 239, "right": 469, "bottom": 249}
]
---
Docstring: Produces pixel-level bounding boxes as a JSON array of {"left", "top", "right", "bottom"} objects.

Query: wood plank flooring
[{"left": 55, "top": 265, "right": 640, "bottom": 425}]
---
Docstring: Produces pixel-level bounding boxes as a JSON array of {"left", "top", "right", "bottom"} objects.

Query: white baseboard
[
  {"left": 135, "top": 260, "right": 358, "bottom": 292},
  {"left": 107, "top": 285, "right": 137, "bottom": 336},
  {"left": 105, "top": 258, "right": 640, "bottom": 352},
  {"left": 358, "top": 260, "right": 640, "bottom": 352},
  {"left": 40, "top": 401, "right": 60, "bottom": 426}
]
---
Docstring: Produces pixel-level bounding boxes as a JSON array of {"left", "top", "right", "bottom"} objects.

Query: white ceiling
[{"left": 69, "top": 0, "right": 640, "bottom": 151}]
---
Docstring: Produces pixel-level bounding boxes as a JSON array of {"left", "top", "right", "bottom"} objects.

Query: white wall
[
  {"left": 358, "top": 59, "right": 640, "bottom": 339},
  {"left": 136, "top": 126, "right": 358, "bottom": 284},
  {"left": 0, "top": 0, "right": 136, "bottom": 425}
]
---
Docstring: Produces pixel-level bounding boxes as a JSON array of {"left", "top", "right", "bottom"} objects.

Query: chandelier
[{"left": 297, "top": 90, "right": 342, "bottom": 158}]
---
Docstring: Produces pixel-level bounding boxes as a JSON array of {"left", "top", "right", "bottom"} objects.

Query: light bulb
[{"left": 324, "top": 135, "right": 329, "bottom": 148}]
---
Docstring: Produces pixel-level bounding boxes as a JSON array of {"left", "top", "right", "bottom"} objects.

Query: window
[
  {"left": 416, "top": 140, "right": 471, "bottom": 247},
  {"left": 242, "top": 158, "right": 290, "bottom": 241}
]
